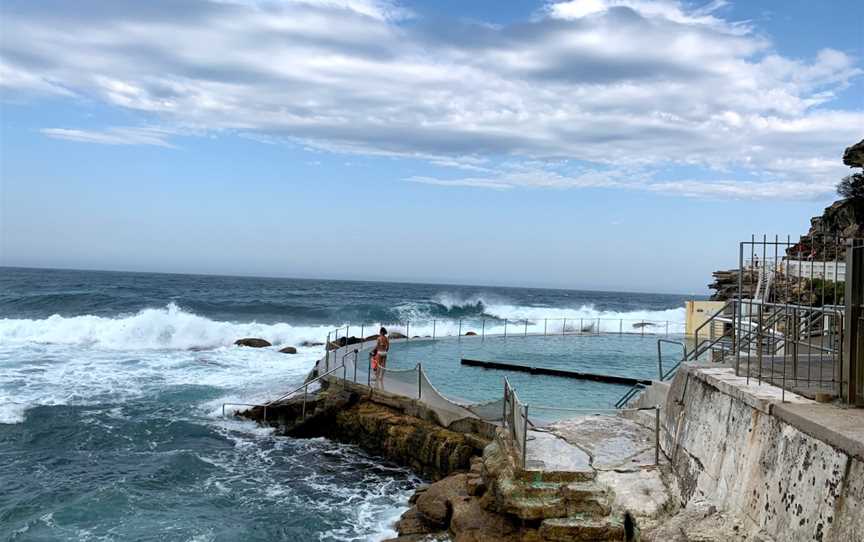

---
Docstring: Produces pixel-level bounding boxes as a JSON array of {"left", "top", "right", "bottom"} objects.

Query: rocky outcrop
[
  {"left": 234, "top": 337, "right": 272, "bottom": 348},
  {"left": 244, "top": 385, "right": 489, "bottom": 481},
  {"left": 326, "top": 336, "right": 365, "bottom": 350},
  {"left": 843, "top": 139, "right": 864, "bottom": 168},
  {"left": 278, "top": 346, "right": 297, "bottom": 354}
]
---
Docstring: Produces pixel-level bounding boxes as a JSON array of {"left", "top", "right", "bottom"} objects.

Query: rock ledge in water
[{"left": 279, "top": 346, "right": 298, "bottom": 354}]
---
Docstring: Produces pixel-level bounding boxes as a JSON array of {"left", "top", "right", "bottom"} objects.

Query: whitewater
[{"left": 0, "top": 267, "right": 691, "bottom": 540}]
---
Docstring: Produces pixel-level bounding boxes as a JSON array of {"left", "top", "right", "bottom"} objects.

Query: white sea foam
[{"left": 0, "top": 302, "right": 334, "bottom": 350}]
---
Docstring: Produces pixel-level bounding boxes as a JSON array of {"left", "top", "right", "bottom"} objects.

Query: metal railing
[
  {"left": 321, "top": 317, "right": 683, "bottom": 347},
  {"left": 502, "top": 377, "right": 529, "bottom": 469},
  {"left": 222, "top": 361, "right": 350, "bottom": 422},
  {"left": 505, "top": 377, "right": 662, "bottom": 469}
]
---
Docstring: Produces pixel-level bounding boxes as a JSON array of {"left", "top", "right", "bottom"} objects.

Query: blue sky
[{"left": 0, "top": 0, "right": 862, "bottom": 294}]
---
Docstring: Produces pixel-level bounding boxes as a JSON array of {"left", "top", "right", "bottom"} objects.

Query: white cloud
[
  {"left": 1, "top": 0, "right": 861, "bottom": 199},
  {"left": 40, "top": 127, "right": 177, "bottom": 147}
]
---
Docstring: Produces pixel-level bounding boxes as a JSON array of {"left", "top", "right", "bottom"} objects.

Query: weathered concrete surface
[
  {"left": 660, "top": 364, "right": 864, "bottom": 542},
  {"left": 547, "top": 415, "right": 658, "bottom": 470},
  {"left": 524, "top": 430, "right": 592, "bottom": 473},
  {"left": 773, "top": 402, "right": 864, "bottom": 461}
]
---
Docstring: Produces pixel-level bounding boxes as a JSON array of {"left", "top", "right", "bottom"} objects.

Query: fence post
[
  {"left": 502, "top": 379, "right": 508, "bottom": 425},
  {"left": 842, "top": 239, "right": 863, "bottom": 405},
  {"left": 522, "top": 404, "right": 529, "bottom": 469},
  {"left": 654, "top": 406, "right": 660, "bottom": 466}
]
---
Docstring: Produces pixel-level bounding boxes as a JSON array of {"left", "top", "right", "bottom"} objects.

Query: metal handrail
[{"left": 271, "top": 363, "right": 346, "bottom": 404}]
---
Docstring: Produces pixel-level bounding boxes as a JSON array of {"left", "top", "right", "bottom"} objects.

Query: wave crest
[{"left": 0, "top": 302, "right": 331, "bottom": 350}]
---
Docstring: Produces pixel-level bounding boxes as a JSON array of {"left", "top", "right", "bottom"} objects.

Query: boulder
[
  {"left": 299, "top": 340, "right": 323, "bottom": 347},
  {"left": 415, "top": 473, "right": 469, "bottom": 526},
  {"left": 234, "top": 338, "right": 271, "bottom": 348},
  {"left": 326, "top": 336, "right": 364, "bottom": 350},
  {"left": 465, "top": 331, "right": 477, "bottom": 336},
  {"left": 389, "top": 331, "right": 408, "bottom": 340},
  {"left": 843, "top": 139, "right": 864, "bottom": 168},
  {"left": 279, "top": 346, "right": 298, "bottom": 354}
]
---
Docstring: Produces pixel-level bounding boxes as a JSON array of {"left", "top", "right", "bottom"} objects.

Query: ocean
[{"left": 0, "top": 267, "right": 691, "bottom": 541}]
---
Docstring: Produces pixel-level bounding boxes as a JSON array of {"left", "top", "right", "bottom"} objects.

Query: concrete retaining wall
[{"left": 661, "top": 366, "right": 863, "bottom": 541}]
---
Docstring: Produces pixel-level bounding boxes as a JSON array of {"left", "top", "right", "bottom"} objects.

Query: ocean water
[{"left": 0, "top": 267, "right": 692, "bottom": 541}]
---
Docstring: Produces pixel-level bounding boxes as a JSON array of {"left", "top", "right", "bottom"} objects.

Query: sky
[{"left": 0, "top": 0, "right": 862, "bottom": 294}]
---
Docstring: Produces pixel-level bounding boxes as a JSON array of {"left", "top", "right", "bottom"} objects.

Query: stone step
[
  {"left": 539, "top": 514, "right": 626, "bottom": 541},
  {"left": 496, "top": 479, "right": 611, "bottom": 521}
]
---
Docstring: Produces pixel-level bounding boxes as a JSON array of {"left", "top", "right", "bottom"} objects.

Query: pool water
[{"left": 381, "top": 334, "right": 688, "bottom": 415}]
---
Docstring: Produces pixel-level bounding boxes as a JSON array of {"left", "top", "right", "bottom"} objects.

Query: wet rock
[
  {"left": 415, "top": 473, "right": 469, "bottom": 526},
  {"left": 279, "top": 346, "right": 298, "bottom": 354},
  {"left": 326, "top": 336, "right": 364, "bottom": 350},
  {"left": 465, "top": 331, "right": 477, "bottom": 336},
  {"left": 234, "top": 338, "right": 272, "bottom": 348},
  {"left": 389, "top": 331, "right": 408, "bottom": 340},
  {"left": 449, "top": 495, "right": 519, "bottom": 541},
  {"left": 299, "top": 340, "right": 323, "bottom": 347},
  {"left": 395, "top": 508, "right": 437, "bottom": 536}
]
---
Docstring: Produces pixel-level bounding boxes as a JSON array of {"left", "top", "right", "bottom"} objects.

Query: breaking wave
[{"left": 0, "top": 302, "right": 332, "bottom": 350}]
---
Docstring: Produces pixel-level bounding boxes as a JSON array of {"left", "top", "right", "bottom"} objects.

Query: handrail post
[
  {"left": 458, "top": 319, "right": 462, "bottom": 339},
  {"left": 619, "top": 319, "right": 623, "bottom": 335},
  {"left": 482, "top": 319, "right": 486, "bottom": 340},
  {"left": 302, "top": 384, "right": 308, "bottom": 419},
  {"left": 580, "top": 318, "right": 583, "bottom": 334},
  {"left": 524, "top": 319, "right": 528, "bottom": 337},
  {"left": 654, "top": 405, "right": 660, "bottom": 466},
  {"left": 353, "top": 350, "right": 358, "bottom": 383},
  {"left": 432, "top": 320, "right": 436, "bottom": 340},
  {"left": 522, "top": 404, "right": 529, "bottom": 469},
  {"left": 406, "top": 320, "right": 410, "bottom": 340},
  {"left": 641, "top": 320, "right": 645, "bottom": 337},
  {"left": 504, "top": 319, "right": 508, "bottom": 337},
  {"left": 502, "top": 379, "right": 508, "bottom": 425},
  {"left": 417, "top": 363, "right": 422, "bottom": 399},
  {"left": 657, "top": 340, "right": 664, "bottom": 380},
  {"left": 562, "top": 318, "right": 566, "bottom": 335},
  {"left": 544, "top": 318, "right": 547, "bottom": 336}
]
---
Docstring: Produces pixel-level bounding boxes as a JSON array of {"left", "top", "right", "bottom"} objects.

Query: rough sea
[{"left": 0, "top": 267, "right": 690, "bottom": 541}]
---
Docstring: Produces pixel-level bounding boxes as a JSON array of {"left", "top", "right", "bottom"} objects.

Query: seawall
[{"left": 643, "top": 365, "right": 863, "bottom": 541}]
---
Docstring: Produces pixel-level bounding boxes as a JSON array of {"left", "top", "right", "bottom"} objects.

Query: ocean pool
[{"left": 371, "top": 333, "right": 689, "bottom": 415}]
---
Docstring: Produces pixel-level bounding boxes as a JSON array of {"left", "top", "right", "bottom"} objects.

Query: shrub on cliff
[
  {"left": 838, "top": 139, "right": 864, "bottom": 201},
  {"left": 837, "top": 172, "right": 864, "bottom": 201}
]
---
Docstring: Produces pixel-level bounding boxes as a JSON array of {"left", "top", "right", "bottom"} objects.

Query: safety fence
[{"left": 321, "top": 317, "right": 685, "bottom": 352}]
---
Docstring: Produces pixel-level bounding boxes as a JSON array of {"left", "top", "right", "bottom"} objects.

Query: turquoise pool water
[{"left": 381, "top": 334, "right": 688, "bottom": 415}]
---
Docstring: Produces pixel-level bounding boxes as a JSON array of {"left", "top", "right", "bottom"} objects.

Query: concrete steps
[
  {"left": 539, "top": 514, "right": 627, "bottom": 541},
  {"left": 494, "top": 477, "right": 612, "bottom": 521}
]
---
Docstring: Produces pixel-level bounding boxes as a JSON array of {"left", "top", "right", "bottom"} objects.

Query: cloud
[
  {"left": 1, "top": 0, "right": 861, "bottom": 198},
  {"left": 40, "top": 127, "right": 177, "bottom": 147}
]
